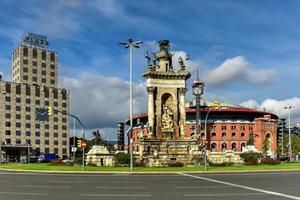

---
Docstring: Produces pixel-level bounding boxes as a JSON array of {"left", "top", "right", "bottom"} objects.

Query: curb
[{"left": 0, "top": 168, "right": 300, "bottom": 174}]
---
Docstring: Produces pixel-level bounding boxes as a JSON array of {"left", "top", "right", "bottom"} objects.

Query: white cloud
[
  {"left": 205, "top": 56, "right": 278, "bottom": 87},
  {"left": 61, "top": 72, "right": 147, "bottom": 130},
  {"left": 240, "top": 98, "right": 300, "bottom": 124}
]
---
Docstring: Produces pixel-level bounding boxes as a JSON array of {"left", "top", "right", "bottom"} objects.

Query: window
[
  {"left": 5, "top": 139, "right": 11, "bottom": 145},
  {"left": 26, "top": 123, "right": 31, "bottom": 128},
  {"left": 54, "top": 148, "right": 58, "bottom": 154},
  {"left": 33, "top": 69, "right": 37, "bottom": 74},
  {"left": 23, "top": 59, "right": 28, "bottom": 64},
  {"left": 249, "top": 126, "right": 253, "bottom": 131},
  {"left": 16, "top": 139, "right": 21, "bottom": 144},
  {"left": 32, "top": 76, "right": 37, "bottom": 82},
  {"left": 5, "top": 105, "right": 10, "bottom": 110},
  {"left": 53, "top": 102, "right": 58, "bottom": 106},
  {"left": 62, "top": 103, "right": 67, "bottom": 108},
  {"left": 54, "top": 140, "right": 58, "bottom": 145},
  {"left": 241, "top": 132, "right": 245, "bottom": 137},
  {"left": 62, "top": 133, "right": 67, "bottom": 138},
  {"left": 35, "top": 100, "right": 40, "bottom": 105},
  {"left": 62, "top": 125, "right": 67, "bottom": 130},
  {"left": 26, "top": 131, "right": 31, "bottom": 136},
  {"left": 211, "top": 132, "right": 216, "bottom": 137},
  {"left": 16, "top": 131, "right": 21, "bottom": 136},
  {"left": 5, "top": 96, "right": 10, "bottom": 102},
  {"left": 35, "top": 132, "right": 40, "bottom": 137},
  {"left": 63, "top": 148, "right": 67, "bottom": 154},
  {"left": 54, "top": 125, "right": 58, "bottom": 130},
  {"left": 35, "top": 140, "right": 40, "bottom": 145},
  {"left": 45, "top": 148, "right": 49, "bottom": 154},
  {"left": 45, "top": 101, "right": 49, "bottom": 106},
  {"left": 33, "top": 49, "right": 37, "bottom": 58},
  {"left": 26, "top": 115, "right": 30, "bottom": 120},
  {"left": 16, "top": 114, "right": 21, "bottom": 119},
  {"left": 51, "top": 79, "right": 55, "bottom": 85},
  {"left": 26, "top": 99, "right": 30, "bottom": 104},
  {"left": 45, "top": 132, "right": 49, "bottom": 137},
  {"left": 50, "top": 72, "right": 55, "bottom": 77},
  {"left": 42, "top": 71, "right": 46, "bottom": 75},
  {"left": 232, "top": 143, "right": 237, "bottom": 151},
  {"left": 231, "top": 125, "right": 236, "bottom": 130},
  {"left": 42, "top": 63, "right": 46, "bottom": 68},
  {"left": 16, "top": 106, "right": 21, "bottom": 111},
  {"left": 35, "top": 124, "right": 40, "bottom": 129},
  {"left": 222, "top": 132, "right": 226, "bottom": 137},
  {"left": 42, "top": 78, "right": 46, "bottom": 83},
  {"left": 26, "top": 107, "right": 31, "bottom": 112},
  {"left": 42, "top": 51, "right": 46, "bottom": 60},
  {"left": 62, "top": 118, "right": 67, "bottom": 123},
  {"left": 232, "top": 132, "right": 236, "bottom": 137},
  {"left": 23, "top": 75, "right": 28, "bottom": 80},
  {"left": 54, "top": 132, "right": 58, "bottom": 137},
  {"left": 35, "top": 86, "right": 40, "bottom": 97},
  {"left": 62, "top": 90, "right": 67, "bottom": 100},
  {"left": 5, "top": 130, "right": 11, "bottom": 135},
  {"left": 23, "top": 46, "right": 28, "bottom": 56},
  {"left": 50, "top": 64, "right": 55, "bottom": 70},
  {"left": 26, "top": 85, "right": 30, "bottom": 95},
  {"left": 5, "top": 122, "right": 11, "bottom": 127},
  {"left": 50, "top": 52, "right": 55, "bottom": 62},
  {"left": 53, "top": 89, "right": 58, "bottom": 99},
  {"left": 221, "top": 125, "right": 227, "bottom": 130},
  {"left": 45, "top": 140, "right": 49, "bottom": 145},
  {"left": 5, "top": 83, "right": 11, "bottom": 93},
  {"left": 32, "top": 61, "right": 37, "bottom": 66},
  {"left": 54, "top": 117, "right": 58, "bottom": 122},
  {"left": 16, "top": 84, "right": 21, "bottom": 94},
  {"left": 241, "top": 126, "right": 245, "bottom": 131},
  {"left": 5, "top": 113, "right": 10, "bottom": 119},
  {"left": 45, "top": 124, "right": 49, "bottom": 129},
  {"left": 62, "top": 141, "right": 67, "bottom": 145},
  {"left": 16, "top": 98, "right": 21, "bottom": 103},
  {"left": 23, "top": 67, "right": 28, "bottom": 72},
  {"left": 44, "top": 87, "right": 49, "bottom": 98},
  {"left": 16, "top": 122, "right": 21, "bottom": 128}
]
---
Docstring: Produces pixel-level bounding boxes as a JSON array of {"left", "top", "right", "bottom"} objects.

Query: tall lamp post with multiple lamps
[
  {"left": 192, "top": 72, "right": 205, "bottom": 169},
  {"left": 284, "top": 106, "right": 293, "bottom": 161},
  {"left": 119, "top": 39, "right": 142, "bottom": 171}
]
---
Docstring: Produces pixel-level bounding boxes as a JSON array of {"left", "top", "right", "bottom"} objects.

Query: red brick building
[{"left": 127, "top": 103, "right": 278, "bottom": 154}]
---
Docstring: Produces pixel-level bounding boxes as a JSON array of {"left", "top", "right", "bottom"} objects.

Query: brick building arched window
[{"left": 231, "top": 143, "right": 237, "bottom": 151}]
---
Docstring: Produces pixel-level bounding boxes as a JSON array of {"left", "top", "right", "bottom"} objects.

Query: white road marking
[
  {"left": 176, "top": 185, "right": 234, "bottom": 189},
  {"left": 48, "top": 180, "right": 85, "bottom": 183},
  {"left": 96, "top": 186, "right": 146, "bottom": 189},
  {"left": 81, "top": 194, "right": 152, "bottom": 197},
  {"left": 184, "top": 192, "right": 265, "bottom": 197},
  {"left": 180, "top": 173, "right": 300, "bottom": 200},
  {"left": 20, "top": 185, "right": 70, "bottom": 189},
  {"left": 0, "top": 191, "right": 48, "bottom": 196}
]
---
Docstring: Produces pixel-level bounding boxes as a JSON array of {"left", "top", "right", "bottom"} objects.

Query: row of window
[
  {"left": 22, "top": 75, "right": 56, "bottom": 84},
  {"left": 22, "top": 68, "right": 56, "bottom": 76},
  {"left": 5, "top": 123, "right": 68, "bottom": 130},
  {"left": 197, "top": 124, "right": 253, "bottom": 131},
  {"left": 5, "top": 97, "right": 67, "bottom": 107},
  {"left": 21, "top": 60, "right": 56, "bottom": 69},
  {"left": 4, "top": 83, "right": 67, "bottom": 99},
  {"left": 4, "top": 138, "right": 67, "bottom": 146},
  {"left": 210, "top": 142, "right": 246, "bottom": 152},
  {"left": 22, "top": 47, "right": 56, "bottom": 61},
  {"left": 5, "top": 130, "right": 67, "bottom": 138},
  {"left": 210, "top": 132, "right": 246, "bottom": 138},
  {"left": 5, "top": 113, "right": 67, "bottom": 122}
]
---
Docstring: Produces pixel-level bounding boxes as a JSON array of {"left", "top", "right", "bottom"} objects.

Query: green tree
[
  {"left": 277, "top": 134, "right": 300, "bottom": 156},
  {"left": 262, "top": 138, "right": 270, "bottom": 157},
  {"left": 91, "top": 129, "right": 102, "bottom": 145}
]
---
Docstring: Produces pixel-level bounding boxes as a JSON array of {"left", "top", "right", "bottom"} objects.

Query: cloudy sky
[{"left": 0, "top": 0, "right": 300, "bottom": 139}]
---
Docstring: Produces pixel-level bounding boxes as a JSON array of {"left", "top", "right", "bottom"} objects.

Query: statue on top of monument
[
  {"left": 178, "top": 56, "right": 185, "bottom": 70},
  {"left": 161, "top": 105, "right": 174, "bottom": 132}
]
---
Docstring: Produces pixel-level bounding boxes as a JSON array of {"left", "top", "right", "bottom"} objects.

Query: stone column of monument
[
  {"left": 179, "top": 88, "right": 186, "bottom": 138},
  {"left": 147, "top": 87, "right": 155, "bottom": 138}
]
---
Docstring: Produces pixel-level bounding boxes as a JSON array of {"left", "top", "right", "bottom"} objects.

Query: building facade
[{"left": 0, "top": 33, "right": 70, "bottom": 161}]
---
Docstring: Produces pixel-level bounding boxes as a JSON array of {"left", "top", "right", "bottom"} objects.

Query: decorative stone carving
[
  {"left": 161, "top": 105, "right": 174, "bottom": 132},
  {"left": 178, "top": 56, "right": 185, "bottom": 70}
]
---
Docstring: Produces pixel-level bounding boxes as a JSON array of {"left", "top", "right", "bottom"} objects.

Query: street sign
[{"left": 71, "top": 147, "right": 77, "bottom": 152}]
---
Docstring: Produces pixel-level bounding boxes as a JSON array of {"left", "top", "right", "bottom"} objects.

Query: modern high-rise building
[{"left": 0, "top": 33, "right": 70, "bottom": 161}]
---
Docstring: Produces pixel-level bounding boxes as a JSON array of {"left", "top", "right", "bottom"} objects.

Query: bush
[
  {"left": 245, "top": 158, "right": 259, "bottom": 165},
  {"left": 209, "top": 162, "right": 234, "bottom": 166},
  {"left": 115, "top": 152, "right": 130, "bottom": 165},
  {"left": 167, "top": 162, "right": 184, "bottom": 167},
  {"left": 87, "top": 162, "right": 97, "bottom": 167},
  {"left": 240, "top": 151, "right": 262, "bottom": 163},
  {"left": 261, "top": 159, "right": 281, "bottom": 165},
  {"left": 50, "top": 159, "right": 66, "bottom": 166},
  {"left": 134, "top": 161, "right": 146, "bottom": 167},
  {"left": 72, "top": 157, "right": 83, "bottom": 165}
]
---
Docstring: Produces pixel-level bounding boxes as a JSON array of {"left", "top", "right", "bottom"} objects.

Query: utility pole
[{"left": 284, "top": 106, "right": 293, "bottom": 161}]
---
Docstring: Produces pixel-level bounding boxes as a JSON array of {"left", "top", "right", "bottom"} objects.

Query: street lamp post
[
  {"left": 204, "top": 108, "right": 212, "bottom": 171},
  {"left": 119, "top": 39, "right": 142, "bottom": 171},
  {"left": 284, "top": 106, "right": 292, "bottom": 161}
]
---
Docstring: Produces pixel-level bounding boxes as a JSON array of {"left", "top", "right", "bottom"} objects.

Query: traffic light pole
[{"left": 48, "top": 107, "right": 86, "bottom": 171}]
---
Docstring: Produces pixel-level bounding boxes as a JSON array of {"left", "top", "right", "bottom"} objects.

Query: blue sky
[{"left": 0, "top": 0, "right": 300, "bottom": 139}]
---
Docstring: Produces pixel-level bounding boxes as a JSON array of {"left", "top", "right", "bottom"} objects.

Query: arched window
[
  {"left": 241, "top": 132, "right": 245, "bottom": 137},
  {"left": 241, "top": 143, "right": 245, "bottom": 150},
  {"left": 211, "top": 143, "right": 217, "bottom": 152},
  {"left": 211, "top": 132, "right": 216, "bottom": 137},
  {"left": 231, "top": 143, "right": 237, "bottom": 151},
  {"left": 222, "top": 143, "right": 227, "bottom": 151},
  {"left": 200, "top": 132, "right": 205, "bottom": 138},
  {"left": 147, "top": 146, "right": 151, "bottom": 155},
  {"left": 232, "top": 132, "right": 236, "bottom": 137},
  {"left": 222, "top": 132, "right": 226, "bottom": 138}
]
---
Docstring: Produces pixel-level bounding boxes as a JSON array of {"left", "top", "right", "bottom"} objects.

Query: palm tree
[{"left": 91, "top": 129, "right": 102, "bottom": 145}]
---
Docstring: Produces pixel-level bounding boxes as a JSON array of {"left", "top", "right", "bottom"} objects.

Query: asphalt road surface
[{"left": 0, "top": 171, "right": 299, "bottom": 200}]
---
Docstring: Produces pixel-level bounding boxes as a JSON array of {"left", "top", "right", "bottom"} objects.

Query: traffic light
[
  {"left": 77, "top": 140, "right": 82, "bottom": 148},
  {"left": 213, "top": 101, "right": 220, "bottom": 109},
  {"left": 48, "top": 106, "right": 53, "bottom": 116}
]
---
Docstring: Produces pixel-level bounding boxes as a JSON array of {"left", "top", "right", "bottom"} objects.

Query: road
[{"left": 0, "top": 171, "right": 299, "bottom": 200}]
